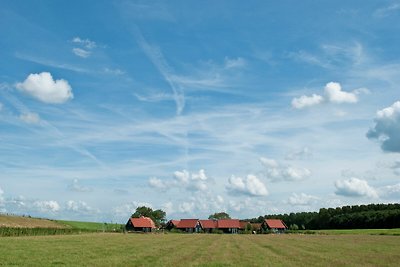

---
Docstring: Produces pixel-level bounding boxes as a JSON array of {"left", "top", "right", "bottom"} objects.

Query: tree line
[{"left": 246, "top": 203, "right": 400, "bottom": 229}]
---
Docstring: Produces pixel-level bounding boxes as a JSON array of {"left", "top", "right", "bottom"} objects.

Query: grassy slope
[
  {"left": 0, "top": 214, "right": 67, "bottom": 229},
  {"left": 1, "top": 233, "right": 400, "bottom": 266}
]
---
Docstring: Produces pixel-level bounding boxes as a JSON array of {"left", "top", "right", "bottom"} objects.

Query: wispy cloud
[
  {"left": 132, "top": 26, "right": 185, "bottom": 115},
  {"left": 374, "top": 3, "right": 400, "bottom": 18}
]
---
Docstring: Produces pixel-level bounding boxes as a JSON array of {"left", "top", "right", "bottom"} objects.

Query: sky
[{"left": 0, "top": 1, "right": 400, "bottom": 223}]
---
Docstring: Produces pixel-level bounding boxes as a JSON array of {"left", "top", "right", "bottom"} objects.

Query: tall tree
[
  {"left": 131, "top": 206, "right": 166, "bottom": 227},
  {"left": 208, "top": 212, "right": 231, "bottom": 220}
]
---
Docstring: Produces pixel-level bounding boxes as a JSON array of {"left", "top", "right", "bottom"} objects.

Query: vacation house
[
  {"left": 176, "top": 219, "right": 202, "bottom": 233},
  {"left": 125, "top": 216, "right": 156, "bottom": 232},
  {"left": 262, "top": 219, "right": 287, "bottom": 233}
]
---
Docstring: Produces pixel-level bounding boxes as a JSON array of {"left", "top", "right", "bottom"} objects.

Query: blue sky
[{"left": 1, "top": 1, "right": 400, "bottom": 223}]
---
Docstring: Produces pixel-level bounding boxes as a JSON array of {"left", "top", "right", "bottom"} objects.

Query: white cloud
[
  {"left": 378, "top": 183, "right": 400, "bottom": 199},
  {"left": 178, "top": 201, "right": 195, "bottom": 213},
  {"left": 19, "top": 112, "right": 40, "bottom": 124},
  {"left": 103, "top": 68, "right": 125, "bottom": 75},
  {"left": 0, "top": 102, "right": 3, "bottom": 111},
  {"left": 291, "top": 82, "right": 361, "bottom": 109},
  {"left": 66, "top": 200, "right": 98, "bottom": 214},
  {"left": 287, "top": 193, "right": 318, "bottom": 206},
  {"left": 324, "top": 82, "right": 358, "bottom": 104},
  {"left": 148, "top": 177, "right": 168, "bottom": 190},
  {"left": 334, "top": 177, "right": 378, "bottom": 198},
  {"left": 260, "top": 157, "right": 311, "bottom": 182},
  {"left": 72, "top": 48, "right": 91, "bottom": 58},
  {"left": 226, "top": 174, "right": 268, "bottom": 196},
  {"left": 291, "top": 94, "right": 324, "bottom": 109},
  {"left": 367, "top": 101, "right": 400, "bottom": 152},
  {"left": 68, "top": 178, "right": 92, "bottom": 192},
  {"left": 16, "top": 72, "right": 73, "bottom": 104},
  {"left": 0, "top": 187, "right": 5, "bottom": 212},
  {"left": 149, "top": 169, "right": 209, "bottom": 192},
  {"left": 285, "top": 147, "right": 312, "bottom": 160},
  {"left": 72, "top": 37, "right": 96, "bottom": 49},
  {"left": 33, "top": 200, "right": 60, "bottom": 213}
]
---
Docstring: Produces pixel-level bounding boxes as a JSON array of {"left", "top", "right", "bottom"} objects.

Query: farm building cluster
[{"left": 126, "top": 216, "right": 287, "bottom": 234}]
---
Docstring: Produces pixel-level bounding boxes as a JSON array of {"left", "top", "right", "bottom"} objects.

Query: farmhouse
[
  {"left": 176, "top": 219, "right": 202, "bottom": 233},
  {"left": 126, "top": 216, "right": 156, "bottom": 232},
  {"left": 199, "top": 219, "right": 217, "bottom": 233},
  {"left": 262, "top": 219, "right": 287, "bottom": 233},
  {"left": 216, "top": 219, "right": 240, "bottom": 234}
]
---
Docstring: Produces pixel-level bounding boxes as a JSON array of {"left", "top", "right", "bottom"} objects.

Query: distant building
[
  {"left": 125, "top": 216, "right": 156, "bottom": 232},
  {"left": 165, "top": 220, "right": 180, "bottom": 230},
  {"left": 176, "top": 219, "right": 201, "bottom": 233},
  {"left": 199, "top": 219, "right": 218, "bottom": 233},
  {"left": 262, "top": 219, "right": 287, "bottom": 233},
  {"left": 217, "top": 219, "right": 240, "bottom": 234}
]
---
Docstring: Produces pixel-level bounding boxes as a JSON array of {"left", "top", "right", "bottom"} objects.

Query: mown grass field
[
  {"left": 1, "top": 233, "right": 399, "bottom": 266},
  {"left": 57, "top": 220, "right": 122, "bottom": 231}
]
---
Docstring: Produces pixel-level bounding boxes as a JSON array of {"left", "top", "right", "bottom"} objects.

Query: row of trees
[
  {"left": 132, "top": 203, "right": 400, "bottom": 230},
  {"left": 247, "top": 203, "right": 400, "bottom": 229}
]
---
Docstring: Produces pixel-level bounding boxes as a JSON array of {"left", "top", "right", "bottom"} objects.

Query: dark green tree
[
  {"left": 131, "top": 206, "right": 166, "bottom": 227},
  {"left": 208, "top": 212, "right": 231, "bottom": 220}
]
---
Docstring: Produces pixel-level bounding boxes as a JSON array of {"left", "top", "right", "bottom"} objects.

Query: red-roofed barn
[
  {"left": 262, "top": 219, "right": 287, "bottom": 233},
  {"left": 126, "top": 216, "right": 156, "bottom": 232}
]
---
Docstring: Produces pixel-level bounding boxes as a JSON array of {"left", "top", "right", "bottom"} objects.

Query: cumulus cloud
[
  {"left": 291, "top": 82, "right": 361, "bottom": 109},
  {"left": 287, "top": 193, "right": 318, "bottom": 206},
  {"left": 334, "top": 177, "right": 378, "bottom": 198},
  {"left": 178, "top": 202, "right": 195, "bottom": 213},
  {"left": 224, "top": 57, "right": 247, "bottom": 69},
  {"left": 291, "top": 94, "right": 323, "bottom": 109},
  {"left": 16, "top": 72, "right": 73, "bottom": 104},
  {"left": 324, "top": 82, "right": 358, "bottom": 104},
  {"left": 260, "top": 157, "right": 311, "bottom": 182},
  {"left": 148, "top": 169, "right": 210, "bottom": 192},
  {"left": 33, "top": 200, "right": 60, "bottom": 213},
  {"left": 19, "top": 112, "right": 40, "bottom": 124},
  {"left": 66, "top": 200, "right": 98, "bottom": 214},
  {"left": 72, "top": 48, "right": 91, "bottom": 58},
  {"left": 226, "top": 174, "right": 268, "bottom": 196},
  {"left": 113, "top": 201, "right": 153, "bottom": 220},
  {"left": 68, "top": 178, "right": 92, "bottom": 192},
  {"left": 367, "top": 101, "right": 400, "bottom": 152}
]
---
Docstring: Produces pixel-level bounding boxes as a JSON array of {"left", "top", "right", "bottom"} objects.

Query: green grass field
[
  {"left": 57, "top": 220, "right": 122, "bottom": 231},
  {"left": 1, "top": 233, "right": 399, "bottom": 266}
]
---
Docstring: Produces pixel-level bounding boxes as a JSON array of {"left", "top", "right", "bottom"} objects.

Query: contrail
[{"left": 132, "top": 26, "right": 185, "bottom": 115}]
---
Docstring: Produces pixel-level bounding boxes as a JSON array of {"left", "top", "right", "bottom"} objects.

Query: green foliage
[
  {"left": 248, "top": 203, "right": 400, "bottom": 230},
  {"left": 131, "top": 206, "right": 166, "bottom": 227},
  {"left": 289, "top": 224, "right": 299, "bottom": 230},
  {"left": 208, "top": 212, "right": 231, "bottom": 220}
]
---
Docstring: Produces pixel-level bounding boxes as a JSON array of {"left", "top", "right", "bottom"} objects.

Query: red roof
[
  {"left": 264, "top": 219, "right": 287, "bottom": 229},
  {"left": 217, "top": 219, "right": 240, "bottom": 229},
  {"left": 176, "top": 219, "right": 199, "bottom": 228},
  {"left": 169, "top": 220, "right": 180, "bottom": 227},
  {"left": 129, "top": 216, "right": 156, "bottom": 228},
  {"left": 199, "top": 220, "right": 217, "bottom": 229},
  {"left": 239, "top": 221, "right": 250, "bottom": 229}
]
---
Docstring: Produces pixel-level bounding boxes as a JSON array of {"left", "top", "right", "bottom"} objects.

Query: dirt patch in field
[{"left": 0, "top": 215, "right": 68, "bottom": 229}]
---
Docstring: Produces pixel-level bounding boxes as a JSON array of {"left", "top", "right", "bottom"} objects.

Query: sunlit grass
[{"left": 1, "top": 233, "right": 399, "bottom": 266}]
